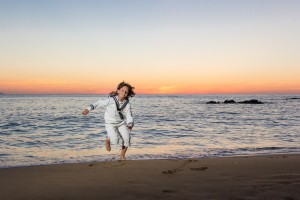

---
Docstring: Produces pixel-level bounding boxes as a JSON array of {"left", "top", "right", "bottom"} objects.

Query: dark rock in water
[
  {"left": 206, "top": 101, "right": 220, "bottom": 104},
  {"left": 224, "top": 100, "right": 236, "bottom": 104},
  {"left": 286, "top": 97, "right": 300, "bottom": 100},
  {"left": 207, "top": 99, "right": 264, "bottom": 105},
  {"left": 239, "top": 99, "right": 263, "bottom": 104}
]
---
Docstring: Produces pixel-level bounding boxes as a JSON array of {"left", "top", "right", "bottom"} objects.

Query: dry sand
[{"left": 1, "top": 154, "right": 300, "bottom": 200}]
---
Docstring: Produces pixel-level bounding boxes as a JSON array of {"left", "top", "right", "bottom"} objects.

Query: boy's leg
[
  {"left": 120, "top": 146, "right": 127, "bottom": 160},
  {"left": 105, "top": 138, "right": 111, "bottom": 152},
  {"left": 105, "top": 124, "right": 119, "bottom": 152},
  {"left": 118, "top": 124, "right": 130, "bottom": 160}
]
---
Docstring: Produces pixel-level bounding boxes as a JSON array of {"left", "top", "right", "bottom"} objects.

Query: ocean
[{"left": 0, "top": 94, "right": 299, "bottom": 168}]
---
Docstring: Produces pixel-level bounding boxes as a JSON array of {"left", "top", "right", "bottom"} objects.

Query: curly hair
[{"left": 109, "top": 81, "right": 135, "bottom": 99}]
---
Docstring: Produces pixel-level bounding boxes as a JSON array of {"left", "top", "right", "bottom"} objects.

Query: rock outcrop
[{"left": 206, "top": 99, "right": 263, "bottom": 104}]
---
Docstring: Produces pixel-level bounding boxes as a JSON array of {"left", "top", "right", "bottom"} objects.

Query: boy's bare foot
[
  {"left": 105, "top": 138, "right": 111, "bottom": 152},
  {"left": 120, "top": 157, "right": 126, "bottom": 160}
]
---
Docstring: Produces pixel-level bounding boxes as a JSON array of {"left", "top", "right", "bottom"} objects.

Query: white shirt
[{"left": 87, "top": 96, "right": 134, "bottom": 127}]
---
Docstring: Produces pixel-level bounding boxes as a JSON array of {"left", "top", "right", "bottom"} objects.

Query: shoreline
[
  {"left": 1, "top": 154, "right": 300, "bottom": 200},
  {"left": 2, "top": 151, "right": 300, "bottom": 169},
  {"left": 2, "top": 152, "right": 300, "bottom": 169}
]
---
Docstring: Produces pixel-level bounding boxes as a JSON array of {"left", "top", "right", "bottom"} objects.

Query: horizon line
[{"left": 1, "top": 92, "right": 300, "bottom": 95}]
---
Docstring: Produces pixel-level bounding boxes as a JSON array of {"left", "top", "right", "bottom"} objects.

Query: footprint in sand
[
  {"left": 162, "top": 159, "right": 200, "bottom": 174},
  {"left": 162, "top": 169, "right": 182, "bottom": 174},
  {"left": 190, "top": 166, "right": 208, "bottom": 171}
]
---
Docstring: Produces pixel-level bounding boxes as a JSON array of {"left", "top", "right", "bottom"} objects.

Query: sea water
[{"left": 0, "top": 94, "right": 299, "bottom": 168}]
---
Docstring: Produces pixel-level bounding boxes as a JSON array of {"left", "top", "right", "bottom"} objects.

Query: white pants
[{"left": 105, "top": 122, "right": 130, "bottom": 147}]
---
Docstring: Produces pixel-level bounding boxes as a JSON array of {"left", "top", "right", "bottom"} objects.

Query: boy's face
[{"left": 117, "top": 86, "right": 129, "bottom": 101}]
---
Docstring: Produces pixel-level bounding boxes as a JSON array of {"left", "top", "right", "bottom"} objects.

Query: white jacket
[{"left": 87, "top": 96, "right": 134, "bottom": 127}]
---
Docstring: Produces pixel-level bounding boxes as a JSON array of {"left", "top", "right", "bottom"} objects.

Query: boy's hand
[{"left": 82, "top": 109, "right": 89, "bottom": 116}]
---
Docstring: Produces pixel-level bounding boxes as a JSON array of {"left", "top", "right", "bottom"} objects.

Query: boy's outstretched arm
[{"left": 82, "top": 109, "right": 89, "bottom": 116}]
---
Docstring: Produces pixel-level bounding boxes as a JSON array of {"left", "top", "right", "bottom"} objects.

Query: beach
[{"left": 1, "top": 154, "right": 300, "bottom": 200}]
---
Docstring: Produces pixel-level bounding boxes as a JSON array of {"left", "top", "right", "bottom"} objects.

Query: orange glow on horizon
[{"left": 1, "top": 80, "right": 299, "bottom": 95}]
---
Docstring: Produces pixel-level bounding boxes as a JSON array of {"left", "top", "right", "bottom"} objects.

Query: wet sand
[{"left": 1, "top": 154, "right": 300, "bottom": 200}]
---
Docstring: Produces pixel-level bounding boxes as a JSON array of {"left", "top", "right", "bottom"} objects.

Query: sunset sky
[{"left": 1, "top": 0, "right": 299, "bottom": 94}]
